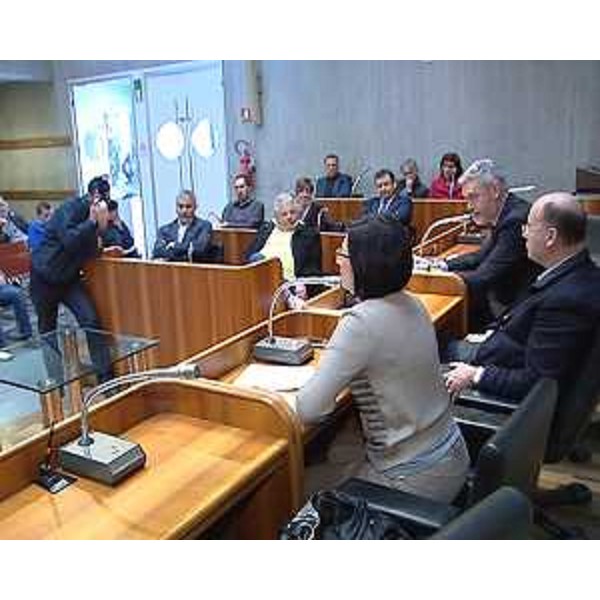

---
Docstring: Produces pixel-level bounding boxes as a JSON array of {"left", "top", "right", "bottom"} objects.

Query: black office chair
[
  {"left": 337, "top": 378, "right": 557, "bottom": 539},
  {"left": 535, "top": 326, "right": 600, "bottom": 508},
  {"left": 586, "top": 214, "right": 600, "bottom": 266},
  {"left": 431, "top": 487, "right": 532, "bottom": 540},
  {"left": 453, "top": 327, "right": 600, "bottom": 511}
]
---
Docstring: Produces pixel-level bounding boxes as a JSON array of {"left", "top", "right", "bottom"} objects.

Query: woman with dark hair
[
  {"left": 296, "top": 216, "right": 469, "bottom": 502},
  {"left": 295, "top": 177, "right": 345, "bottom": 232},
  {"left": 430, "top": 152, "right": 464, "bottom": 199}
]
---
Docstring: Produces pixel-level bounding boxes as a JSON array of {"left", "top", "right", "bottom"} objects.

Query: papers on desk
[{"left": 232, "top": 364, "right": 316, "bottom": 411}]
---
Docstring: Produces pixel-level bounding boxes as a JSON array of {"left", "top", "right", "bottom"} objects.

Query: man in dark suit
[
  {"left": 444, "top": 192, "right": 600, "bottom": 401},
  {"left": 30, "top": 176, "right": 113, "bottom": 380},
  {"left": 152, "top": 190, "right": 214, "bottom": 263},
  {"left": 315, "top": 154, "right": 353, "bottom": 198},
  {"left": 363, "top": 169, "right": 413, "bottom": 225},
  {"left": 442, "top": 159, "right": 539, "bottom": 331}
]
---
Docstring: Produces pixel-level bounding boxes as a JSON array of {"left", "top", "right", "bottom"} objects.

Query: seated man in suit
[
  {"left": 221, "top": 173, "right": 264, "bottom": 229},
  {"left": 439, "top": 159, "right": 539, "bottom": 331},
  {"left": 315, "top": 154, "right": 353, "bottom": 198},
  {"left": 444, "top": 192, "right": 600, "bottom": 401},
  {"left": 152, "top": 190, "right": 214, "bottom": 263},
  {"left": 363, "top": 169, "right": 413, "bottom": 225}
]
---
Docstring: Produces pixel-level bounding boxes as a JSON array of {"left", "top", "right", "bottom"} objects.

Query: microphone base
[
  {"left": 254, "top": 336, "right": 314, "bottom": 366},
  {"left": 59, "top": 431, "right": 146, "bottom": 486},
  {"left": 36, "top": 465, "right": 77, "bottom": 494}
]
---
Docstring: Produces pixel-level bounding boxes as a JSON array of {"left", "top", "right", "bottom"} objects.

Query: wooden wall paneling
[
  {"left": 84, "top": 257, "right": 283, "bottom": 367},
  {"left": 0, "top": 137, "right": 72, "bottom": 151},
  {"left": 0, "top": 190, "right": 75, "bottom": 202}
]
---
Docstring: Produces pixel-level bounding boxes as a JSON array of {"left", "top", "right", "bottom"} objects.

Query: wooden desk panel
[
  {"left": 213, "top": 227, "right": 257, "bottom": 265},
  {"left": 318, "top": 197, "right": 469, "bottom": 243},
  {"left": 316, "top": 197, "right": 363, "bottom": 224},
  {"left": 189, "top": 277, "right": 466, "bottom": 385},
  {"left": 0, "top": 241, "right": 31, "bottom": 280},
  {"left": 84, "top": 257, "right": 283, "bottom": 367},
  {"left": 0, "top": 380, "right": 303, "bottom": 539}
]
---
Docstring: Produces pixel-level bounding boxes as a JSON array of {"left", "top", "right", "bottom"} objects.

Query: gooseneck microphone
[
  {"left": 448, "top": 175, "right": 455, "bottom": 200},
  {"left": 59, "top": 364, "right": 200, "bottom": 485},
  {"left": 415, "top": 213, "right": 472, "bottom": 257},
  {"left": 254, "top": 276, "right": 341, "bottom": 365},
  {"left": 351, "top": 166, "right": 371, "bottom": 196}
]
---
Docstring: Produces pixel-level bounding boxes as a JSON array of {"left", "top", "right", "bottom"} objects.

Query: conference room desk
[
  {"left": 187, "top": 273, "right": 467, "bottom": 435},
  {"left": 84, "top": 256, "right": 283, "bottom": 367},
  {"left": 0, "top": 379, "right": 302, "bottom": 539},
  {"left": 438, "top": 242, "right": 481, "bottom": 260},
  {"left": 317, "top": 197, "right": 469, "bottom": 241},
  {"left": 307, "top": 272, "right": 468, "bottom": 338}
]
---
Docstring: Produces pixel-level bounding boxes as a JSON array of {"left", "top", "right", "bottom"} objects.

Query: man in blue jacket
[
  {"left": 444, "top": 192, "right": 600, "bottom": 401},
  {"left": 30, "top": 176, "right": 113, "bottom": 380},
  {"left": 363, "top": 169, "right": 413, "bottom": 225},
  {"left": 315, "top": 154, "right": 353, "bottom": 198}
]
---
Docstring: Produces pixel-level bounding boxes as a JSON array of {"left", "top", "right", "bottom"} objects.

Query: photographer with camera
[{"left": 30, "top": 177, "right": 113, "bottom": 380}]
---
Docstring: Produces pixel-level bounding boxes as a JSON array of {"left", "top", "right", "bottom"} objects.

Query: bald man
[{"left": 444, "top": 192, "right": 600, "bottom": 400}]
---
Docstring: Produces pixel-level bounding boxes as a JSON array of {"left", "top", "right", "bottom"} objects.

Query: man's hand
[
  {"left": 90, "top": 200, "right": 109, "bottom": 231},
  {"left": 103, "top": 246, "right": 124, "bottom": 258},
  {"left": 444, "top": 362, "right": 479, "bottom": 395}
]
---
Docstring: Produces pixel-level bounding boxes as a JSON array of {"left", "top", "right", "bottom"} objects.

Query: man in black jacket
[
  {"left": 30, "top": 176, "right": 112, "bottom": 379},
  {"left": 442, "top": 159, "right": 539, "bottom": 331},
  {"left": 152, "top": 190, "right": 214, "bottom": 263},
  {"left": 444, "top": 192, "right": 600, "bottom": 401}
]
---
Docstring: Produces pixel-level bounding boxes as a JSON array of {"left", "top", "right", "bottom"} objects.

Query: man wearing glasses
[
  {"left": 439, "top": 159, "right": 538, "bottom": 331},
  {"left": 444, "top": 192, "right": 600, "bottom": 401}
]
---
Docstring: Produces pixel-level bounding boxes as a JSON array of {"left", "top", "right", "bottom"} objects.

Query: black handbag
[{"left": 280, "top": 489, "right": 413, "bottom": 540}]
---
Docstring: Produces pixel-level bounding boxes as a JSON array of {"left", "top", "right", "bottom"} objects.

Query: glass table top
[{"left": 0, "top": 327, "right": 158, "bottom": 394}]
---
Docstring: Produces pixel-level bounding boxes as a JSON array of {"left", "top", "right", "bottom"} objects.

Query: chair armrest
[
  {"left": 337, "top": 478, "right": 460, "bottom": 537},
  {"left": 456, "top": 387, "right": 519, "bottom": 413}
]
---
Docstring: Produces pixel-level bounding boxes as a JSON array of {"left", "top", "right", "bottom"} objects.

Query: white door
[{"left": 142, "top": 61, "right": 228, "bottom": 251}]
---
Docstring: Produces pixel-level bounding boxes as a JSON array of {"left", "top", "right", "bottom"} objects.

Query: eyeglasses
[
  {"left": 335, "top": 248, "right": 350, "bottom": 259},
  {"left": 522, "top": 222, "right": 555, "bottom": 235}
]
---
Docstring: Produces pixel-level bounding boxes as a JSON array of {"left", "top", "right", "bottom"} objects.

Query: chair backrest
[
  {"left": 469, "top": 378, "right": 557, "bottom": 503},
  {"left": 586, "top": 214, "right": 600, "bottom": 265},
  {"left": 545, "top": 326, "right": 600, "bottom": 463},
  {"left": 431, "top": 487, "right": 532, "bottom": 540}
]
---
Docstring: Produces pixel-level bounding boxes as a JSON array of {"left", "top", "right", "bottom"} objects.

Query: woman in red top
[{"left": 430, "top": 152, "right": 464, "bottom": 199}]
